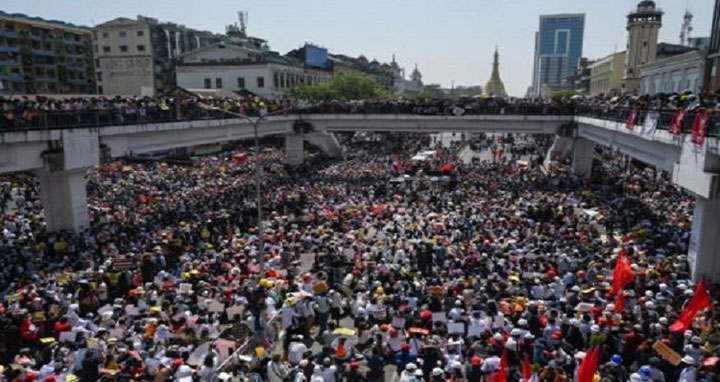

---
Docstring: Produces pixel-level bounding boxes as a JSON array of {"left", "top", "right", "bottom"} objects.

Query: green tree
[
  {"left": 290, "top": 72, "right": 387, "bottom": 100},
  {"left": 417, "top": 84, "right": 444, "bottom": 99},
  {"left": 551, "top": 89, "right": 579, "bottom": 101}
]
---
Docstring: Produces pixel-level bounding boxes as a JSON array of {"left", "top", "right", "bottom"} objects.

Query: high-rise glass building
[{"left": 530, "top": 14, "right": 585, "bottom": 97}]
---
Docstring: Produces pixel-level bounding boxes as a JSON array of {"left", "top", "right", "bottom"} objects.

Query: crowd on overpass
[
  {"left": 2, "top": 92, "right": 720, "bottom": 135},
  {"left": 0, "top": 130, "right": 717, "bottom": 382}
]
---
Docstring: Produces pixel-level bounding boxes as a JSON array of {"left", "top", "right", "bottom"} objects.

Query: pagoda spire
[{"left": 485, "top": 46, "right": 507, "bottom": 97}]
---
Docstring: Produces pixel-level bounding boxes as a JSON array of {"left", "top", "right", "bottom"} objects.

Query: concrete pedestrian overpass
[{"left": 1, "top": 112, "right": 719, "bottom": 282}]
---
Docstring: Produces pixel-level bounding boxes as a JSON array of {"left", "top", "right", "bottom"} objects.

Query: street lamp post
[{"left": 202, "top": 105, "right": 277, "bottom": 278}]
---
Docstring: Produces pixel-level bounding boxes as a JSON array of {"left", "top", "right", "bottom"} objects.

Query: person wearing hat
[
  {"left": 465, "top": 355, "right": 483, "bottom": 382},
  {"left": 395, "top": 344, "right": 417, "bottom": 377},
  {"left": 600, "top": 354, "right": 627, "bottom": 382},
  {"left": 678, "top": 355, "right": 698, "bottom": 382},
  {"left": 398, "top": 362, "right": 418, "bottom": 382},
  {"left": 683, "top": 336, "right": 703, "bottom": 364}
]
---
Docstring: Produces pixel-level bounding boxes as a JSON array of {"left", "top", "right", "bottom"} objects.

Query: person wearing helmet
[
  {"left": 678, "top": 355, "right": 698, "bottom": 382},
  {"left": 398, "top": 362, "right": 418, "bottom": 382},
  {"left": 431, "top": 367, "right": 445, "bottom": 382},
  {"left": 600, "top": 354, "right": 627, "bottom": 382},
  {"left": 683, "top": 336, "right": 703, "bottom": 364},
  {"left": 395, "top": 344, "right": 417, "bottom": 376},
  {"left": 640, "top": 357, "right": 665, "bottom": 382},
  {"left": 466, "top": 355, "right": 483, "bottom": 382}
]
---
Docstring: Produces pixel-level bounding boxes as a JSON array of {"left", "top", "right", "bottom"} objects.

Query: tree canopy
[{"left": 289, "top": 72, "right": 387, "bottom": 100}]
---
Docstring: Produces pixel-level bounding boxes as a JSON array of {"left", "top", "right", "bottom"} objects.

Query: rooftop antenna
[
  {"left": 679, "top": 9, "right": 693, "bottom": 46},
  {"left": 238, "top": 11, "right": 248, "bottom": 36}
]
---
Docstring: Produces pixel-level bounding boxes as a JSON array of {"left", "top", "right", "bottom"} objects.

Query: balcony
[
  {"left": 0, "top": 46, "right": 20, "bottom": 53},
  {"left": 34, "top": 50, "right": 56, "bottom": 57},
  {"left": 0, "top": 30, "right": 18, "bottom": 39}
]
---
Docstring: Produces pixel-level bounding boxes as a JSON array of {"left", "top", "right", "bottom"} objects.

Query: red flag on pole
[
  {"left": 522, "top": 354, "right": 533, "bottom": 382},
  {"left": 609, "top": 249, "right": 634, "bottom": 296},
  {"left": 394, "top": 156, "right": 403, "bottom": 172},
  {"left": 691, "top": 110, "right": 711, "bottom": 147},
  {"left": 577, "top": 345, "right": 601, "bottom": 382},
  {"left": 614, "top": 290, "right": 626, "bottom": 313},
  {"left": 668, "top": 109, "right": 687, "bottom": 135},
  {"left": 626, "top": 108, "right": 638, "bottom": 131},
  {"left": 670, "top": 278, "right": 711, "bottom": 332}
]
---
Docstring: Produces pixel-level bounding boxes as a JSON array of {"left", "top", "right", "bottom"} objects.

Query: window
[
  {"left": 94, "top": 45, "right": 98, "bottom": 53},
  {"left": 102, "top": 32, "right": 109, "bottom": 38},
  {"left": 274, "top": 72, "right": 279, "bottom": 88},
  {"left": 96, "top": 72, "right": 102, "bottom": 81},
  {"left": 204, "top": 78, "right": 211, "bottom": 89},
  {"left": 102, "top": 46, "right": 111, "bottom": 53},
  {"left": 119, "top": 45, "right": 128, "bottom": 53},
  {"left": 119, "top": 31, "right": 127, "bottom": 38},
  {"left": 257, "top": 76, "right": 265, "bottom": 88},
  {"left": 215, "top": 78, "right": 222, "bottom": 88},
  {"left": 237, "top": 77, "right": 245, "bottom": 88},
  {"left": 137, "top": 30, "right": 144, "bottom": 37},
  {"left": 137, "top": 45, "right": 145, "bottom": 52},
  {"left": 95, "top": 59, "right": 100, "bottom": 67}
]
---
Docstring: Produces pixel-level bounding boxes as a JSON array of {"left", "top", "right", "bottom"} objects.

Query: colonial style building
[{"left": 624, "top": 1, "right": 663, "bottom": 92}]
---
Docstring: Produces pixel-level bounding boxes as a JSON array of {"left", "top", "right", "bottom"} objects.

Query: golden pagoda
[{"left": 484, "top": 47, "right": 507, "bottom": 97}]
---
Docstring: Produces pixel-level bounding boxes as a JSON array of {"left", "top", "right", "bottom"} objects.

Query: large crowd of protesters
[
  {"left": 0, "top": 124, "right": 717, "bottom": 382},
  {"left": 2, "top": 91, "right": 720, "bottom": 131}
]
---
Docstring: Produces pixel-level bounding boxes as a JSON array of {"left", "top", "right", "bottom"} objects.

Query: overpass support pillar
[
  {"left": 688, "top": 197, "right": 720, "bottom": 283},
  {"left": 285, "top": 134, "right": 304, "bottom": 166},
  {"left": 36, "top": 128, "right": 99, "bottom": 232},
  {"left": 37, "top": 168, "right": 90, "bottom": 232},
  {"left": 571, "top": 138, "right": 595, "bottom": 177}
]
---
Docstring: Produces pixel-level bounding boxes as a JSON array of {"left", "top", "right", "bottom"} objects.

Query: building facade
[
  {"left": 93, "top": 16, "right": 225, "bottom": 96},
  {"left": 589, "top": 52, "right": 626, "bottom": 97},
  {"left": 707, "top": 0, "right": 720, "bottom": 92},
  {"left": 624, "top": 1, "right": 663, "bottom": 92},
  {"left": 176, "top": 45, "right": 331, "bottom": 99},
  {"left": 639, "top": 50, "right": 705, "bottom": 95},
  {"left": 530, "top": 13, "right": 585, "bottom": 97},
  {"left": 0, "top": 11, "right": 95, "bottom": 94}
]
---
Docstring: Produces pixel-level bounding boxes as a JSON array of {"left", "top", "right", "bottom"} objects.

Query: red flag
[
  {"left": 577, "top": 345, "right": 601, "bottom": 382},
  {"left": 670, "top": 278, "right": 711, "bottom": 332},
  {"left": 439, "top": 163, "right": 454, "bottom": 172},
  {"left": 668, "top": 109, "right": 687, "bottom": 135},
  {"left": 394, "top": 156, "right": 403, "bottom": 172},
  {"left": 614, "top": 290, "right": 625, "bottom": 313},
  {"left": 626, "top": 108, "right": 638, "bottom": 130},
  {"left": 371, "top": 204, "right": 386, "bottom": 215},
  {"left": 489, "top": 349, "right": 508, "bottom": 382},
  {"left": 522, "top": 354, "right": 532, "bottom": 381},
  {"left": 234, "top": 153, "right": 248, "bottom": 163},
  {"left": 691, "top": 110, "right": 711, "bottom": 147},
  {"left": 609, "top": 249, "right": 634, "bottom": 296}
]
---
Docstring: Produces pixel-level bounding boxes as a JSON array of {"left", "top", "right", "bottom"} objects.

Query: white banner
[{"left": 642, "top": 111, "right": 660, "bottom": 135}]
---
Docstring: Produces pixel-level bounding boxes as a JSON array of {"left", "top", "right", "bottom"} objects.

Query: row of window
[
  {"left": 96, "top": 45, "right": 146, "bottom": 54},
  {"left": 204, "top": 77, "right": 264, "bottom": 89},
  {"left": 97, "top": 30, "right": 144, "bottom": 39}
]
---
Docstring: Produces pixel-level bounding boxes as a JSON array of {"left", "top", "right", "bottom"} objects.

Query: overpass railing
[
  {"left": 2, "top": 103, "right": 719, "bottom": 137},
  {"left": 576, "top": 106, "right": 720, "bottom": 137},
  {"left": 0, "top": 104, "right": 576, "bottom": 131}
]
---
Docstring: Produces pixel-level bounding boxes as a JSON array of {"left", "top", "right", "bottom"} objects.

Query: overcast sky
[{"left": 2, "top": 0, "right": 716, "bottom": 96}]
